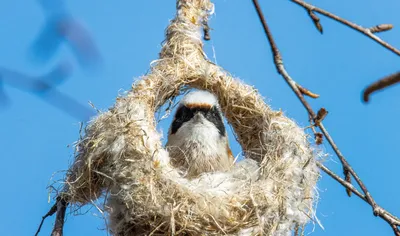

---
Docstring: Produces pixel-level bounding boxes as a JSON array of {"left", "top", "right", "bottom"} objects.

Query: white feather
[{"left": 181, "top": 90, "right": 218, "bottom": 106}]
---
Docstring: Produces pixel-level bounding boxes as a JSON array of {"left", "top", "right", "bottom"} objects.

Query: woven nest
[{"left": 61, "top": 1, "right": 320, "bottom": 235}]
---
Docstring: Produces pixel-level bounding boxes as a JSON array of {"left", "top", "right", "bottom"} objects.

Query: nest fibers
[{"left": 62, "top": 0, "right": 320, "bottom": 235}]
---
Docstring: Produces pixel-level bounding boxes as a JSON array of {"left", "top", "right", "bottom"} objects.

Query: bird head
[
  {"left": 166, "top": 90, "right": 234, "bottom": 178},
  {"left": 169, "top": 90, "right": 226, "bottom": 137}
]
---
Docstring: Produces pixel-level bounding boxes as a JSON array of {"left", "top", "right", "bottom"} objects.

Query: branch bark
[
  {"left": 51, "top": 198, "right": 68, "bottom": 236},
  {"left": 35, "top": 197, "right": 69, "bottom": 236}
]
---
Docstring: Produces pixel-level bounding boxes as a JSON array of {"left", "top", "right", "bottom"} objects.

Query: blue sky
[{"left": 1, "top": 0, "right": 400, "bottom": 235}]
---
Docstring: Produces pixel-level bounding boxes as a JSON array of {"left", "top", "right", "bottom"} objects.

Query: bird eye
[
  {"left": 204, "top": 106, "right": 225, "bottom": 135},
  {"left": 179, "top": 106, "right": 194, "bottom": 122},
  {"left": 170, "top": 106, "right": 195, "bottom": 134}
]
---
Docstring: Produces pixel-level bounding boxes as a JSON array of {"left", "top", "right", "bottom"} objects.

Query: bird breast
[{"left": 166, "top": 116, "right": 232, "bottom": 178}]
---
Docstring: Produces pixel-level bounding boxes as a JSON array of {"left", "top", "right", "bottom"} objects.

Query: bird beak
[{"left": 193, "top": 112, "right": 204, "bottom": 123}]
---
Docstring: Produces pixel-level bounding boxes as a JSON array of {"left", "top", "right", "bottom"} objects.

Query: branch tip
[
  {"left": 314, "top": 108, "right": 328, "bottom": 125},
  {"left": 297, "top": 84, "right": 320, "bottom": 98},
  {"left": 307, "top": 10, "right": 323, "bottom": 34},
  {"left": 369, "top": 24, "right": 393, "bottom": 33},
  {"left": 363, "top": 72, "right": 400, "bottom": 103}
]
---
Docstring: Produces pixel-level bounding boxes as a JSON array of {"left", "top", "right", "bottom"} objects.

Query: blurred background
[{"left": 0, "top": 0, "right": 399, "bottom": 235}]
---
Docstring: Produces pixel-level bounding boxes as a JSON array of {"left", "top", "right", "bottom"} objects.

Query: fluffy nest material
[{"left": 62, "top": 0, "right": 320, "bottom": 235}]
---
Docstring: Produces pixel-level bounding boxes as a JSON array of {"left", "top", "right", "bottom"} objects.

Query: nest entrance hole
[{"left": 155, "top": 88, "right": 244, "bottom": 163}]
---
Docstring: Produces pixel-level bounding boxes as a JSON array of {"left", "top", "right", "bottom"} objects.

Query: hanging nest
[{"left": 61, "top": 0, "right": 320, "bottom": 235}]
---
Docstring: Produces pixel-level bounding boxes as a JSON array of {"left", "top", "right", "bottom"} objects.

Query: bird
[
  {"left": 165, "top": 90, "right": 234, "bottom": 179},
  {"left": 31, "top": 0, "right": 101, "bottom": 70}
]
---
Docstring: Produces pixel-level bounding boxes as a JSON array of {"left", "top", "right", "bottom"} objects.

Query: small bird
[
  {"left": 31, "top": 0, "right": 101, "bottom": 69},
  {"left": 166, "top": 90, "right": 234, "bottom": 178}
]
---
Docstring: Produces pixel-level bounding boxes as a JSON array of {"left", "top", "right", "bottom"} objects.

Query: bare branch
[
  {"left": 252, "top": 0, "right": 400, "bottom": 233},
  {"left": 291, "top": 0, "right": 400, "bottom": 56},
  {"left": 363, "top": 72, "right": 400, "bottom": 102}
]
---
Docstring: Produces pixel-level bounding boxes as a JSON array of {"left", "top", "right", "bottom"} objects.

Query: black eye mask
[{"left": 170, "top": 105, "right": 226, "bottom": 136}]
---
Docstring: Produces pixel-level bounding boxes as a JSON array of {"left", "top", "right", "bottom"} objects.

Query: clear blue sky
[{"left": 1, "top": 0, "right": 399, "bottom": 235}]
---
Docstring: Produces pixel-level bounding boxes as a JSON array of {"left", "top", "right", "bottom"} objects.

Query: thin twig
[
  {"left": 316, "top": 162, "right": 365, "bottom": 200},
  {"left": 291, "top": 0, "right": 400, "bottom": 56},
  {"left": 35, "top": 202, "right": 58, "bottom": 236},
  {"left": 252, "top": 0, "right": 400, "bottom": 234},
  {"left": 292, "top": 1, "right": 400, "bottom": 105},
  {"left": 317, "top": 162, "right": 400, "bottom": 235},
  {"left": 306, "top": 10, "right": 323, "bottom": 34},
  {"left": 363, "top": 71, "right": 400, "bottom": 102}
]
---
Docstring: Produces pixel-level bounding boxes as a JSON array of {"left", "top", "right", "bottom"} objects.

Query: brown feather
[{"left": 185, "top": 103, "right": 212, "bottom": 109}]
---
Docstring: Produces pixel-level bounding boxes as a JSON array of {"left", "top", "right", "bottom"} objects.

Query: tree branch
[
  {"left": 291, "top": 0, "right": 400, "bottom": 56},
  {"left": 317, "top": 162, "right": 400, "bottom": 233},
  {"left": 290, "top": 0, "right": 400, "bottom": 103},
  {"left": 316, "top": 162, "right": 365, "bottom": 200},
  {"left": 252, "top": 0, "right": 400, "bottom": 234}
]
